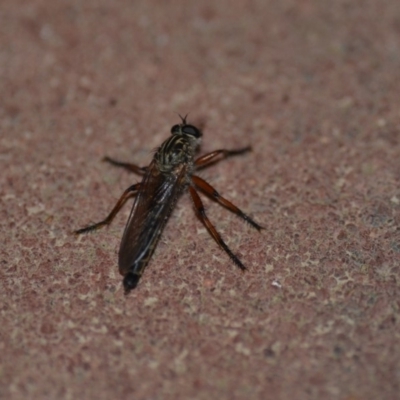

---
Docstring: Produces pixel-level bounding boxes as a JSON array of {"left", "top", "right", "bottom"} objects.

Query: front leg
[
  {"left": 194, "top": 147, "right": 251, "bottom": 169},
  {"left": 103, "top": 156, "right": 147, "bottom": 175}
]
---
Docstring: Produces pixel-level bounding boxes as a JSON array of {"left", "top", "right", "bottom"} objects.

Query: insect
[{"left": 75, "top": 116, "right": 263, "bottom": 293}]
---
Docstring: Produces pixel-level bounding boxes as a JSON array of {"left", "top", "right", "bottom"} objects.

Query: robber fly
[{"left": 75, "top": 116, "right": 263, "bottom": 293}]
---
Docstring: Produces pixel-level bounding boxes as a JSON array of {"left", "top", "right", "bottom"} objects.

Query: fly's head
[
  {"left": 156, "top": 117, "right": 202, "bottom": 171},
  {"left": 171, "top": 117, "right": 203, "bottom": 143},
  {"left": 170, "top": 115, "right": 202, "bottom": 145}
]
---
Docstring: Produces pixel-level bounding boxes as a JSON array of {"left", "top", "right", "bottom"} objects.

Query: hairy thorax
[{"left": 155, "top": 135, "right": 199, "bottom": 174}]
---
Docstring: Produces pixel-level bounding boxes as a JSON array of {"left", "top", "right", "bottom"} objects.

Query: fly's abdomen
[
  {"left": 118, "top": 211, "right": 169, "bottom": 289},
  {"left": 119, "top": 218, "right": 167, "bottom": 292},
  {"left": 117, "top": 170, "right": 184, "bottom": 292}
]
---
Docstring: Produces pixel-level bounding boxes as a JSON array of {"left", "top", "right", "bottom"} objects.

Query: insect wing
[{"left": 118, "top": 161, "right": 187, "bottom": 276}]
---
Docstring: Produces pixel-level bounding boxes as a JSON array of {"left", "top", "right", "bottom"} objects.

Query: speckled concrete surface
[{"left": 1, "top": 1, "right": 399, "bottom": 399}]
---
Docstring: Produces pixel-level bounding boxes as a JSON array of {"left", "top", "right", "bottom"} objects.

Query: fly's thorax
[{"left": 155, "top": 134, "right": 200, "bottom": 172}]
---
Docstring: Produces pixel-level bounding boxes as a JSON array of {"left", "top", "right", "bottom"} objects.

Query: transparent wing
[{"left": 118, "top": 160, "right": 187, "bottom": 276}]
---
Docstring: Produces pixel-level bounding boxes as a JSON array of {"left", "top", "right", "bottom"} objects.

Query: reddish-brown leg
[
  {"left": 189, "top": 186, "right": 246, "bottom": 271},
  {"left": 103, "top": 156, "right": 147, "bottom": 174},
  {"left": 192, "top": 175, "right": 263, "bottom": 231},
  {"left": 75, "top": 183, "right": 140, "bottom": 234},
  {"left": 194, "top": 147, "right": 251, "bottom": 169}
]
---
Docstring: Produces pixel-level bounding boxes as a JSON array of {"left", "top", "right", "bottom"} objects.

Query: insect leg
[
  {"left": 189, "top": 186, "right": 246, "bottom": 271},
  {"left": 103, "top": 156, "right": 147, "bottom": 174},
  {"left": 194, "top": 147, "right": 251, "bottom": 169},
  {"left": 192, "top": 175, "right": 263, "bottom": 231},
  {"left": 74, "top": 183, "right": 140, "bottom": 234}
]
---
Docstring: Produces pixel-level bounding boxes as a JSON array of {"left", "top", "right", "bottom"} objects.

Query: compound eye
[
  {"left": 182, "top": 124, "right": 202, "bottom": 138},
  {"left": 170, "top": 124, "right": 180, "bottom": 134}
]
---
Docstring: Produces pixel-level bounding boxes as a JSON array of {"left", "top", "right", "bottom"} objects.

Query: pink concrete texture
[{"left": 1, "top": 1, "right": 399, "bottom": 399}]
